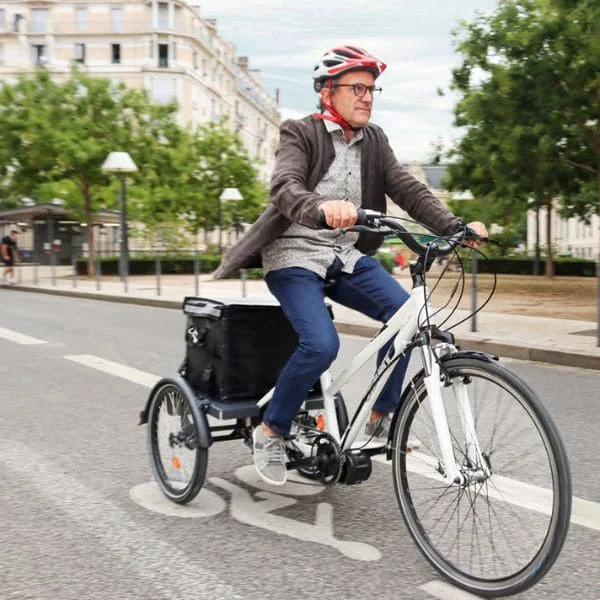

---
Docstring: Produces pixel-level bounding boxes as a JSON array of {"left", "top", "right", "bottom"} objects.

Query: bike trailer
[{"left": 180, "top": 296, "right": 300, "bottom": 401}]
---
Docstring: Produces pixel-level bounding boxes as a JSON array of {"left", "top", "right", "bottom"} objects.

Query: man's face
[
  {"left": 10, "top": 232, "right": 17, "bottom": 241},
  {"left": 321, "top": 70, "right": 377, "bottom": 128}
]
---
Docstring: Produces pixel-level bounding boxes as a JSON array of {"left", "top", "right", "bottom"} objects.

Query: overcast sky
[{"left": 197, "top": 0, "right": 499, "bottom": 162}]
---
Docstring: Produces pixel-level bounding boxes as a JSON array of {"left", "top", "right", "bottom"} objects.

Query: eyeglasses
[{"left": 332, "top": 83, "right": 382, "bottom": 98}]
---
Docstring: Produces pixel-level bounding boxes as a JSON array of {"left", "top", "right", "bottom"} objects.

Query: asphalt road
[{"left": 0, "top": 291, "right": 598, "bottom": 600}]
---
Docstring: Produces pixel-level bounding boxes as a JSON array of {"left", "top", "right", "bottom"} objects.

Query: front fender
[{"left": 139, "top": 376, "right": 212, "bottom": 449}]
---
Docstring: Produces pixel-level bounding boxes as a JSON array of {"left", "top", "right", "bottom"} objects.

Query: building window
[
  {"left": 158, "top": 3, "right": 169, "bottom": 29},
  {"left": 111, "top": 43, "right": 121, "bottom": 64},
  {"left": 75, "top": 7, "right": 87, "bottom": 31},
  {"left": 158, "top": 43, "right": 169, "bottom": 68},
  {"left": 0, "top": 9, "right": 5, "bottom": 31},
  {"left": 150, "top": 76, "right": 176, "bottom": 105},
  {"left": 31, "top": 44, "right": 48, "bottom": 67},
  {"left": 111, "top": 7, "right": 123, "bottom": 33},
  {"left": 0, "top": 43, "right": 4, "bottom": 65},
  {"left": 30, "top": 8, "right": 49, "bottom": 33},
  {"left": 193, "top": 51, "right": 198, "bottom": 69},
  {"left": 74, "top": 43, "right": 86, "bottom": 64}
]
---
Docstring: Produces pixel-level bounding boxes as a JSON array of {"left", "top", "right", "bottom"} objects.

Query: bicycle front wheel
[
  {"left": 148, "top": 381, "right": 208, "bottom": 504},
  {"left": 392, "top": 356, "right": 571, "bottom": 597}
]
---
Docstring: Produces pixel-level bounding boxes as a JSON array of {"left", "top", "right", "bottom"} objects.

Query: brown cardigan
[{"left": 213, "top": 115, "right": 462, "bottom": 279}]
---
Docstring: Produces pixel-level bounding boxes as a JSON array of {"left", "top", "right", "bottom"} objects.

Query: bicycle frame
[{"left": 256, "top": 279, "right": 489, "bottom": 485}]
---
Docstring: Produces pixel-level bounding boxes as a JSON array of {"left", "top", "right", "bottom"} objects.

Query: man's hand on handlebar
[
  {"left": 319, "top": 200, "right": 358, "bottom": 229},
  {"left": 464, "top": 221, "right": 488, "bottom": 248}
]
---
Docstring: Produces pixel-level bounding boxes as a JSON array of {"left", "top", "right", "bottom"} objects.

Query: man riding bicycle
[{"left": 214, "top": 45, "right": 487, "bottom": 486}]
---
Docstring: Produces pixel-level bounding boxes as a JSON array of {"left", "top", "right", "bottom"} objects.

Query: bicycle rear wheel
[
  {"left": 392, "top": 356, "right": 571, "bottom": 597},
  {"left": 148, "top": 381, "right": 208, "bottom": 504}
]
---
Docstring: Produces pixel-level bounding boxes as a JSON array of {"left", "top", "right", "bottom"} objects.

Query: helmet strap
[{"left": 313, "top": 80, "right": 358, "bottom": 134}]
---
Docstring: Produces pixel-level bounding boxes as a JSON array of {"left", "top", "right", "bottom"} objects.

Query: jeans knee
[{"left": 301, "top": 335, "right": 339, "bottom": 370}]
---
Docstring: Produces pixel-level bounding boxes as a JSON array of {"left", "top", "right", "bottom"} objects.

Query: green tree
[
  {"left": 446, "top": 0, "right": 600, "bottom": 276},
  {"left": 0, "top": 68, "right": 181, "bottom": 274}
]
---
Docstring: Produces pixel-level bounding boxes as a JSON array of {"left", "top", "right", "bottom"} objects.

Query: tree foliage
[
  {"left": 0, "top": 69, "right": 267, "bottom": 271},
  {"left": 445, "top": 0, "right": 600, "bottom": 275}
]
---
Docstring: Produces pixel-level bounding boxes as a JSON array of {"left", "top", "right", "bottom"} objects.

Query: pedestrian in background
[{"left": 1, "top": 230, "right": 19, "bottom": 285}]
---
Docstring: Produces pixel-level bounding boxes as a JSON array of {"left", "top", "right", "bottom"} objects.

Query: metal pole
[
  {"left": 470, "top": 254, "right": 478, "bottom": 332},
  {"left": 96, "top": 250, "right": 102, "bottom": 291},
  {"left": 241, "top": 268, "right": 247, "bottom": 298},
  {"left": 119, "top": 175, "right": 129, "bottom": 293},
  {"left": 156, "top": 251, "right": 161, "bottom": 296},
  {"left": 49, "top": 214, "right": 56, "bottom": 286},
  {"left": 597, "top": 221, "right": 600, "bottom": 347},
  {"left": 217, "top": 197, "right": 222, "bottom": 255},
  {"left": 72, "top": 255, "right": 77, "bottom": 288},
  {"left": 194, "top": 246, "right": 200, "bottom": 296}
]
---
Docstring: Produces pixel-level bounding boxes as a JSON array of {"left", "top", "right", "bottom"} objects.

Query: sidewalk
[{"left": 4, "top": 267, "right": 600, "bottom": 371}]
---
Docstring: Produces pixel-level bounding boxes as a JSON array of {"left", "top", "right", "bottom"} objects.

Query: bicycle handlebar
[{"left": 319, "top": 208, "right": 486, "bottom": 258}]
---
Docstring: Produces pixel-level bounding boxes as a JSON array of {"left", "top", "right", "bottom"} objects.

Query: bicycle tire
[
  {"left": 391, "top": 356, "right": 571, "bottom": 597},
  {"left": 148, "top": 381, "right": 208, "bottom": 504}
]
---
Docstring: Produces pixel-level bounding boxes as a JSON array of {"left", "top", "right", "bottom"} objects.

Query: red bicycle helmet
[{"left": 313, "top": 45, "right": 387, "bottom": 92}]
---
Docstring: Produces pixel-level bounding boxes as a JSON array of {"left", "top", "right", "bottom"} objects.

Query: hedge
[
  {"left": 463, "top": 256, "right": 597, "bottom": 277},
  {"left": 76, "top": 250, "right": 396, "bottom": 277}
]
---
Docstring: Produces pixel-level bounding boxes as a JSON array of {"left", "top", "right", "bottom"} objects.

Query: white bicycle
[{"left": 141, "top": 210, "right": 572, "bottom": 597}]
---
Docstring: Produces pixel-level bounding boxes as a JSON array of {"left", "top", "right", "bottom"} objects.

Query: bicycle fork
[{"left": 420, "top": 344, "right": 490, "bottom": 485}]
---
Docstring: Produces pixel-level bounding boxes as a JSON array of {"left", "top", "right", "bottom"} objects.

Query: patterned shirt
[{"left": 262, "top": 119, "right": 365, "bottom": 278}]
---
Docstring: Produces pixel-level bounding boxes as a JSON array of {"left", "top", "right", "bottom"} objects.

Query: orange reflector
[
  {"left": 171, "top": 455, "right": 181, "bottom": 470},
  {"left": 316, "top": 414, "right": 325, "bottom": 431}
]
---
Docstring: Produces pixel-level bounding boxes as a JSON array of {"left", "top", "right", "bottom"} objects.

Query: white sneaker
[{"left": 252, "top": 425, "right": 288, "bottom": 486}]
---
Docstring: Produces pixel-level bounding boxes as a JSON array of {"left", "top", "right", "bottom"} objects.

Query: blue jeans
[{"left": 264, "top": 255, "right": 410, "bottom": 436}]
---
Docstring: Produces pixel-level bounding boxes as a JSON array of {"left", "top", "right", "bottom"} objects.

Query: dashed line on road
[
  {"left": 64, "top": 354, "right": 160, "bottom": 388},
  {"left": 420, "top": 580, "right": 484, "bottom": 599},
  {"left": 0, "top": 326, "right": 47, "bottom": 345}
]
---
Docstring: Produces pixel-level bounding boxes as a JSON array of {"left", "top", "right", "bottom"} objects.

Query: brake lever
[{"left": 341, "top": 226, "right": 397, "bottom": 235}]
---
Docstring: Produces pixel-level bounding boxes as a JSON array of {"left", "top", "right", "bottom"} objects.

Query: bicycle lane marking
[
  {"left": 0, "top": 326, "right": 47, "bottom": 345},
  {"left": 65, "top": 353, "right": 600, "bottom": 533},
  {"left": 0, "top": 438, "right": 241, "bottom": 600}
]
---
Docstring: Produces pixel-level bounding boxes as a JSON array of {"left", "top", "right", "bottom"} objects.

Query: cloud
[{"left": 201, "top": 0, "right": 499, "bottom": 161}]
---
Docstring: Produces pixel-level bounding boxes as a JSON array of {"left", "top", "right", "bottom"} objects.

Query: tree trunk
[{"left": 545, "top": 195, "right": 554, "bottom": 278}]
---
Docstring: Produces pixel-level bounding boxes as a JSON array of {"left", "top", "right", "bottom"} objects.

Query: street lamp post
[
  {"left": 218, "top": 187, "right": 243, "bottom": 254},
  {"left": 101, "top": 152, "right": 137, "bottom": 291}
]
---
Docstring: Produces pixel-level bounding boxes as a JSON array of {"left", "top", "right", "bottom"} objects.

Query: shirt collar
[{"left": 322, "top": 112, "right": 364, "bottom": 143}]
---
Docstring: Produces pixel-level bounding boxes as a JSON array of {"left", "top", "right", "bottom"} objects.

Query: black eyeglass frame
[{"left": 331, "top": 83, "right": 382, "bottom": 98}]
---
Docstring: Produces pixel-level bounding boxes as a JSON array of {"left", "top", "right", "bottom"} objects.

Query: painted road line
[
  {"left": 374, "top": 452, "right": 600, "bottom": 531},
  {"left": 67, "top": 354, "right": 600, "bottom": 533},
  {"left": 420, "top": 580, "right": 483, "bottom": 599},
  {"left": 64, "top": 354, "right": 160, "bottom": 388},
  {"left": 0, "top": 326, "right": 47, "bottom": 345},
  {"left": 0, "top": 438, "right": 241, "bottom": 600}
]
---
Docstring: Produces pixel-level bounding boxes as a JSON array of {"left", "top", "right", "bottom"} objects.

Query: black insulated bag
[{"left": 181, "top": 297, "right": 300, "bottom": 401}]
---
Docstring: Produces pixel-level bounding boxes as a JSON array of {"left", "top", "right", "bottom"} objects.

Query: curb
[{"left": 7, "top": 284, "right": 600, "bottom": 372}]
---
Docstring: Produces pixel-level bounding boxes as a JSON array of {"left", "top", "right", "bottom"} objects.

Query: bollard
[
  {"left": 470, "top": 254, "right": 478, "bottom": 332},
  {"left": 194, "top": 248, "right": 200, "bottom": 296},
  {"left": 33, "top": 262, "right": 38, "bottom": 285},
  {"left": 241, "top": 268, "right": 247, "bottom": 298},
  {"left": 96, "top": 255, "right": 102, "bottom": 291},
  {"left": 156, "top": 253, "right": 161, "bottom": 297},
  {"left": 72, "top": 256, "right": 77, "bottom": 288}
]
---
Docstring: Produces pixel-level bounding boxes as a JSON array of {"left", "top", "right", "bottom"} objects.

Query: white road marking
[
  {"left": 130, "top": 482, "right": 226, "bottom": 518},
  {"left": 64, "top": 354, "right": 160, "bottom": 388},
  {"left": 420, "top": 580, "right": 484, "bottom": 599},
  {"left": 65, "top": 354, "right": 600, "bottom": 533},
  {"left": 210, "top": 476, "right": 382, "bottom": 561},
  {"left": 374, "top": 452, "right": 600, "bottom": 531},
  {"left": 0, "top": 439, "right": 241, "bottom": 600},
  {"left": 0, "top": 326, "right": 47, "bottom": 345}
]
